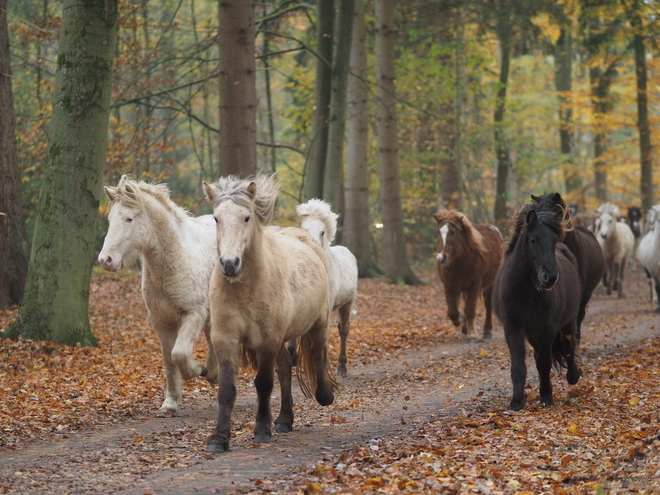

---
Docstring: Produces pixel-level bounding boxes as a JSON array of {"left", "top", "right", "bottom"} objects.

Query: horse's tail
[
  {"left": 296, "top": 330, "right": 338, "bottom": 399},
  {"left": 551, "top": 331, "right": 580, "bottom": 371},
  {"left": 240, "top": 346, "right": 258, "bottom": 370}
]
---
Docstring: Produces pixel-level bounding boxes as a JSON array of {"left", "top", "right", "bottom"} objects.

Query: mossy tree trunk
[
  {"left": 0, "top": 0, "right": 29, "bottom": 310},
  {"left": 4, "top": 0, "right": 118, "bottom": 346}
]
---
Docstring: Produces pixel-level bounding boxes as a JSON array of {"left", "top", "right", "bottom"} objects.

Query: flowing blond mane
[
  {"left": 107, "top": 175, "right": 188, "bottom": 218},
  {"left": 296, "top": 199, "right": 339, "bottom": 243},
  {"left": 205, "top": 175, "right": 278, "bottom": 224},
  {"left": 435, "top": 209, "right": 488, "bottom": 256}
]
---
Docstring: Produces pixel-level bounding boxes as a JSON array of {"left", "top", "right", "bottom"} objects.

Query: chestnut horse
[
  {"left": 493, "top": 202, "right": 581, "bottom": 411},
  {"left": 433, "top": 210, "right": 503, "bottom": 342}
]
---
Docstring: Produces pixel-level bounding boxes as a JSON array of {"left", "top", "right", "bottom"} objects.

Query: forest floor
[{"left": 1, "top": 266, "right": 659, "bottom": 494}]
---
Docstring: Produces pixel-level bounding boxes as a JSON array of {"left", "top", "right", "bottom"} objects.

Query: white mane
[
  {"left": 205, "top": 175, "right": 278, "bottom": 224},
  {"left": 296, "top": 199, "right": 339, "bottom": 243}
]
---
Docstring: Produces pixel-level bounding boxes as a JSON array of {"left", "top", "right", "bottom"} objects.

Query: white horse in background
[
  {"left": 297, "top": 199, "right": 358, "bottom": 376},
  {"left": 98, "top": 176, "right": 218, "bottom": 417},
  {"left": 637, "top": 205, "right": 660, "bottom": 311},
  {"left": 596, "top": 210, "right": 635, "bottom": 298}
]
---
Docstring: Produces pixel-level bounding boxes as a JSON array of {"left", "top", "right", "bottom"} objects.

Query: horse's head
[
  {"left": 297, "top": 199, "right": 338, "bottom": 250},
  {"left": 203, "top": 175, "right": 278, "bottom": 280},
  {"left": 514, "top": 204, "right": 567, "bottom": 291},
  {"left": 433, "top": 210, "right": 480, "bottom": 265},
  {"left": 98, "top": 177, "right": 151, "bottom": 272},
  {"left": 598, "top": 212, "right": 616, "bottom": 240}
]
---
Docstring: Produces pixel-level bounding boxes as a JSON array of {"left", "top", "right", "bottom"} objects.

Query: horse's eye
[
  {"left": 126, "top": 218, "right": 133, "bottom": 223},
  {"left": 213, "top": 217, "right": 218, "bottom": 224},
  {"left": 321, "top": 231, "right": 325, "bottom": 237},
  {"left": 448, "top": 230, "right": 454, "bottom": 236},
  {"left": 244, "top": 215, "right": 250, "bottom": 223},
  {"left": 530, "top": 238, "right": 537, "bottom": 245}
]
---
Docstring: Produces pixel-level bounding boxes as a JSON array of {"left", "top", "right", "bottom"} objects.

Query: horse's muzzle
[
  {"left": 98, "top": 255, "right": 120, "bottom": 272},
  {"left": 537, "top": 270, "right": 558, "bottom": 290},
  {"left": 436, "top": 252, "right": 447, "bottom": 264},
  {"left": 220, "top": 257, "right": 241, "bottom": 277}
]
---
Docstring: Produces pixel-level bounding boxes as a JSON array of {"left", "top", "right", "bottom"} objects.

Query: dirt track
[{"left": 1, "top": 269, "right": 658, "bottom": 494}]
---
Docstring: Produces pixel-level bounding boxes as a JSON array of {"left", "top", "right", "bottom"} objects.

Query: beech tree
[{"left": 5, "top": 0, "right": 118, "bottom": 345}]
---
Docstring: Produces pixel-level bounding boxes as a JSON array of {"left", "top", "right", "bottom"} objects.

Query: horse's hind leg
[
  {"left": 336, "top": 302, "right": 352, "bottom": 376},
  {"left": 202, "top": 320, "right": 219, "bottom": 384},
  {"left": 302, "top": 320, "right": 335, "bottom": 407},
  {"left": 462, "top": 289, "right": 479, "bottom": 343},
  {"left": 444, "top": 290, "right": 463, "bottom": 332},
  {"left": 654, "top": 278, "right": 660, "bottom": 312},
  {"left": 253, "top": 347, "right": 277, "bottom": 443},
  {"left": 534, "top": 346, "right": 554, "bottom": 407},
  {"left": 274, "top": 344, "right": 294, "bottom": 433},
  {"left": 481, "top": 286, "right": 493, "bottom": 339},
  {"left": 561, "top": 324, "right": 581, "bottom": 385},
  {"left": 505, "top": 328, "right": 527, "bottom": 411},
  {"left": 172, "top": 311, "right": 208, "bottom": 380}
]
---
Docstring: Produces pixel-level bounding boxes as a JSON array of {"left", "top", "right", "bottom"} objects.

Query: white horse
[
  {"left": 637, "top": 205, "right": 660, "bottom": 311},
  {"left": 98, "top": 176, "right": 218, "bottom": 417},
  {"left": 596, "top": 211, "right": 635, "bottom": 298},
  {"left": 297, "top": 199, "right": 358, "bottom": 376},
  {"left": 202, "top": 175, "right": 336, "bottom": 453}
]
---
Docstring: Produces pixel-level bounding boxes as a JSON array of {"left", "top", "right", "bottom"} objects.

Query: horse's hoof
[
  {"left": 275, "top": 423, "right": 292, "bottom": 433},
  {"left": 205, "top": 442, "right": 228, "bottom": 453},
  {"left": 540, "top": 395, "right": 554, "bottom": 406},
  {"left": 655, "top": 306, "right": 660, "bottom": 313},
  {"left": 567, "top": 368, "right": 581, "bottom": 385},
  {"left": 316, "top": 391, "right": 334, "bottom": 407},
  {"left": 200, "top": 366, "right": 208, "bottom": 377},
  {"left": 254, "top": 432, "right": 272, "bottom": 443},
  {"left": 461, "top": 326, "right": 468, "bottom": 335},
  {"left": 337, "top": 368, "right": 347, "bottom": 377},
  {"left": 466, "top": 337, "right": 478, "bottom": 344},
  {"left": 482, "top": 333, "right": 493, "bottom": 340},
  {"left": 156, "top": 409, "right": 177, "bottom": 418},
  {"left": 508, "top": 400, "right": 525, "bottom": 411}
]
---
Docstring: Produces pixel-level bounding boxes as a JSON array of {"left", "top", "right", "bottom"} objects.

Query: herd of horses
[
  {"left": 97, "top": 175, "right": 658, "bottom": 451},
  {"left": 434, "top": 193, "right": 660, "bottom": 411}
]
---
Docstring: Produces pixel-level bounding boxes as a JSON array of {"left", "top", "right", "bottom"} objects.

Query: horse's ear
[
  {"left": 202, "top": 181, "right": 217, "bottom": 202},
  {"left": 104, "top": 186, "right": 117, "bottom": 201},
  {"left": 526, "top": 208, "right": 537, "bottom": 224},
  {"left": 531, "top": 194, "right": 539, "bottom": 203},
  {"left": 433, "top": 211, "right": 442, "bottom": 224},
  {"left": 123, "top": 182, "right": 138, "bottom": 201},
  {"left": 247, "top": 181, "right": 257, "bottom": 199}
]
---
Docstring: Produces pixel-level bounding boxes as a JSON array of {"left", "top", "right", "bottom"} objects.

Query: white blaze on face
[{"left": 436, "top": 224, "right": 449, "bottom": 262}]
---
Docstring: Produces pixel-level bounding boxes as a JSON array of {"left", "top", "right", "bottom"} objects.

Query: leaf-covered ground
[{"left": 1, "top": 269, "right": 659, "bottom": 494}]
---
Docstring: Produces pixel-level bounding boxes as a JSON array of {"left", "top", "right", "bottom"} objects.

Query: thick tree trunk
[
  {"left": 5, "top": 0, "right": 118, "bottom": 345},
  {"left": 323, "top": 0, "right": 356, "bottom": 217},
  {"left": 375, "top": 0, "right": 421, "bottom": 285},
  {"left": 344, "top": 0, "right": 378, "bottom": 277},
  {"left": 554, "top": 28, "right": 580, "bottom": 195},
  {"left": 589, "top": 65, "right": 611, "bottom": 202},
  {"left": 493, "top": 20, "right": 512, "bottom": 226},
  {"left": 303, "top": 0, "right": 334, "bottom": 201},
  {"left": 218, "top": 0, "right": 257, "bottom": 177},
  {"left": 0, "top": 0, "right": 29, "bottom": 310}
]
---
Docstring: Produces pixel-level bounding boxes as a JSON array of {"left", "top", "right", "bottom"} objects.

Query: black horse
[
  {"left": 627, "top": 206, "right": 643, "bottom": 239},
  {"left": 532, "top": 193, "right": 605, "bottom": 341},
  {"left": 493, "top": 202, "right": 582, "bottom": 411}
]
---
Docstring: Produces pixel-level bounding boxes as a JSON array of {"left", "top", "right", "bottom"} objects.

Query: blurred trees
[{"left": 5, "top": 0, "right": 659, "bottom": 277}]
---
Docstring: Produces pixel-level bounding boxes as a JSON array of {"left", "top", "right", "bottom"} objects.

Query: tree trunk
[
  {"left": 344, "top": 0, "right": 378, "bottom": 277},
  {"left": 5, "top": 0, "right": 118, "bottom": 345},
  {"left": 0, "top": 0, "right": 29, "bottom": 310},
  {"left": 323, "top": 0, "right": 356, "bottom": 217},
  {"left": 218, "top": 0, "right": 257, "bottom": 177},
  {"left": 303, "top": 0, "right": 334, "bottom": 201},
  {"left": 627, "top": 0, "right": 654, "bottom": 212},
  {"left": 554, "top": 28, "right": 580, "bottom": 195},
  {"left": 375, "top": 0, "right": 421, "bottom": 285},
  {"left": 589, "top": 64, "right": 612, "bottom": 202},
  {"left": 493, "top": 15, "right": 513, "bottom": 226}
]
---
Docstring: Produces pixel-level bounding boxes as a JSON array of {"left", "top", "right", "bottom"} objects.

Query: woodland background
[{"left": 0, "top": 0, "right": 658, "bottom": 343}]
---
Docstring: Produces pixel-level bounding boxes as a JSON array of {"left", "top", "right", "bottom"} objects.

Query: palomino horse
[
  {"left": 433, "top": 210, "right": 502, "bottom": 342},
  {"left": 637, "top": 205, "right": 660, "bottom": 311},
  {"left": 297, "top": 199, "right": 358, "bottom": 376},
  {"left": 596, "top": 210, "right": 635, "bottom": 298},
  {"left": 203, "top": 176, "right": 336, "bottom": 452},
  {"left": 493, "top": 202, "right": 581, "bottom": 411},
  {"left": 98, "top": 176, "right": 218, "bottom": 417},
  {"left": 532, "top": 193, "right": 605, "bottom": 341}
]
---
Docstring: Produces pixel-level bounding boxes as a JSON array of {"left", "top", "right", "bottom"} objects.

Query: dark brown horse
[
  {"left": 433, "top": 210, "right": 503, "bottom": 342},
  {"left": 532, "top": 193, "right": 605, "bottom": 341},
  {"left": 493, "top": 202, "right": 581, "bottom": 411}
]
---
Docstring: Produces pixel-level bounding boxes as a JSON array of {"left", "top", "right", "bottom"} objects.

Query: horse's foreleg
[
  {"left": 336, "top": 302, "right": 352, "bottom": 376},
  {"left": 505, "top": 329, "right": 527, "bottom": 411},
  {"left": 444, "top": 290, "right": 463, "bottom": 331},
  {"left": 274, "top": 344, "right": 294, "bottom": 433},
  {"left": 463, "top": 290, "right": 479, "bottom": 343},
  {"left": 172, "top": 311, "right": 208, "bottom": 380},
  {"left": 654, "top": 278, "right": 660, "bottom": 312},
  {"left": 253, "top": 348, "right": 277, "bottom": 443},
  {"left": 534, "top": 346, "right": 554, "bottom": 407},
  {"left": 154, "top": 324, "right": 182, "bottom": 417},
  {"left": 481, "top": 286, "right": 493, "bottom": 340},
  {"left": 202, "top": 320, "right": 219, "bottom": 384},
  {"left": 616, "top": 259, "right": 626, "bottom": 298},
  {"left": 206, "top": 342, "right": 239, "bottom": 453}
]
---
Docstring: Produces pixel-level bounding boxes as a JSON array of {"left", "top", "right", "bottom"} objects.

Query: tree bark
[
  {"left": 554, "top": 28, "right": 580, "bottom": 195},
  {"left": 344, "top": 0, "right": 378, "bottom": 277},
  {"left": 323, "top": 0, "right": 356, "bottom": 217},
  {"left": 0, "top": 0, "right": 29, "bottom": 310},
  {"left": 493, "top": 11, "right": 513, "bottom": 227},
  {"left": 303, "top": 0, "right": 334, "bottom": 201},
  {"left": 218, "top": 0, "right": 257, "bottom": 177},
  {"left": 375, "top": 0, "right": 421, "bottom": 285},
  {"left": 4, "top": 0, "right": 118, "bottom": 346},
  {"left": 589, "top": 64, "right": 613, "bottom": 202}
]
